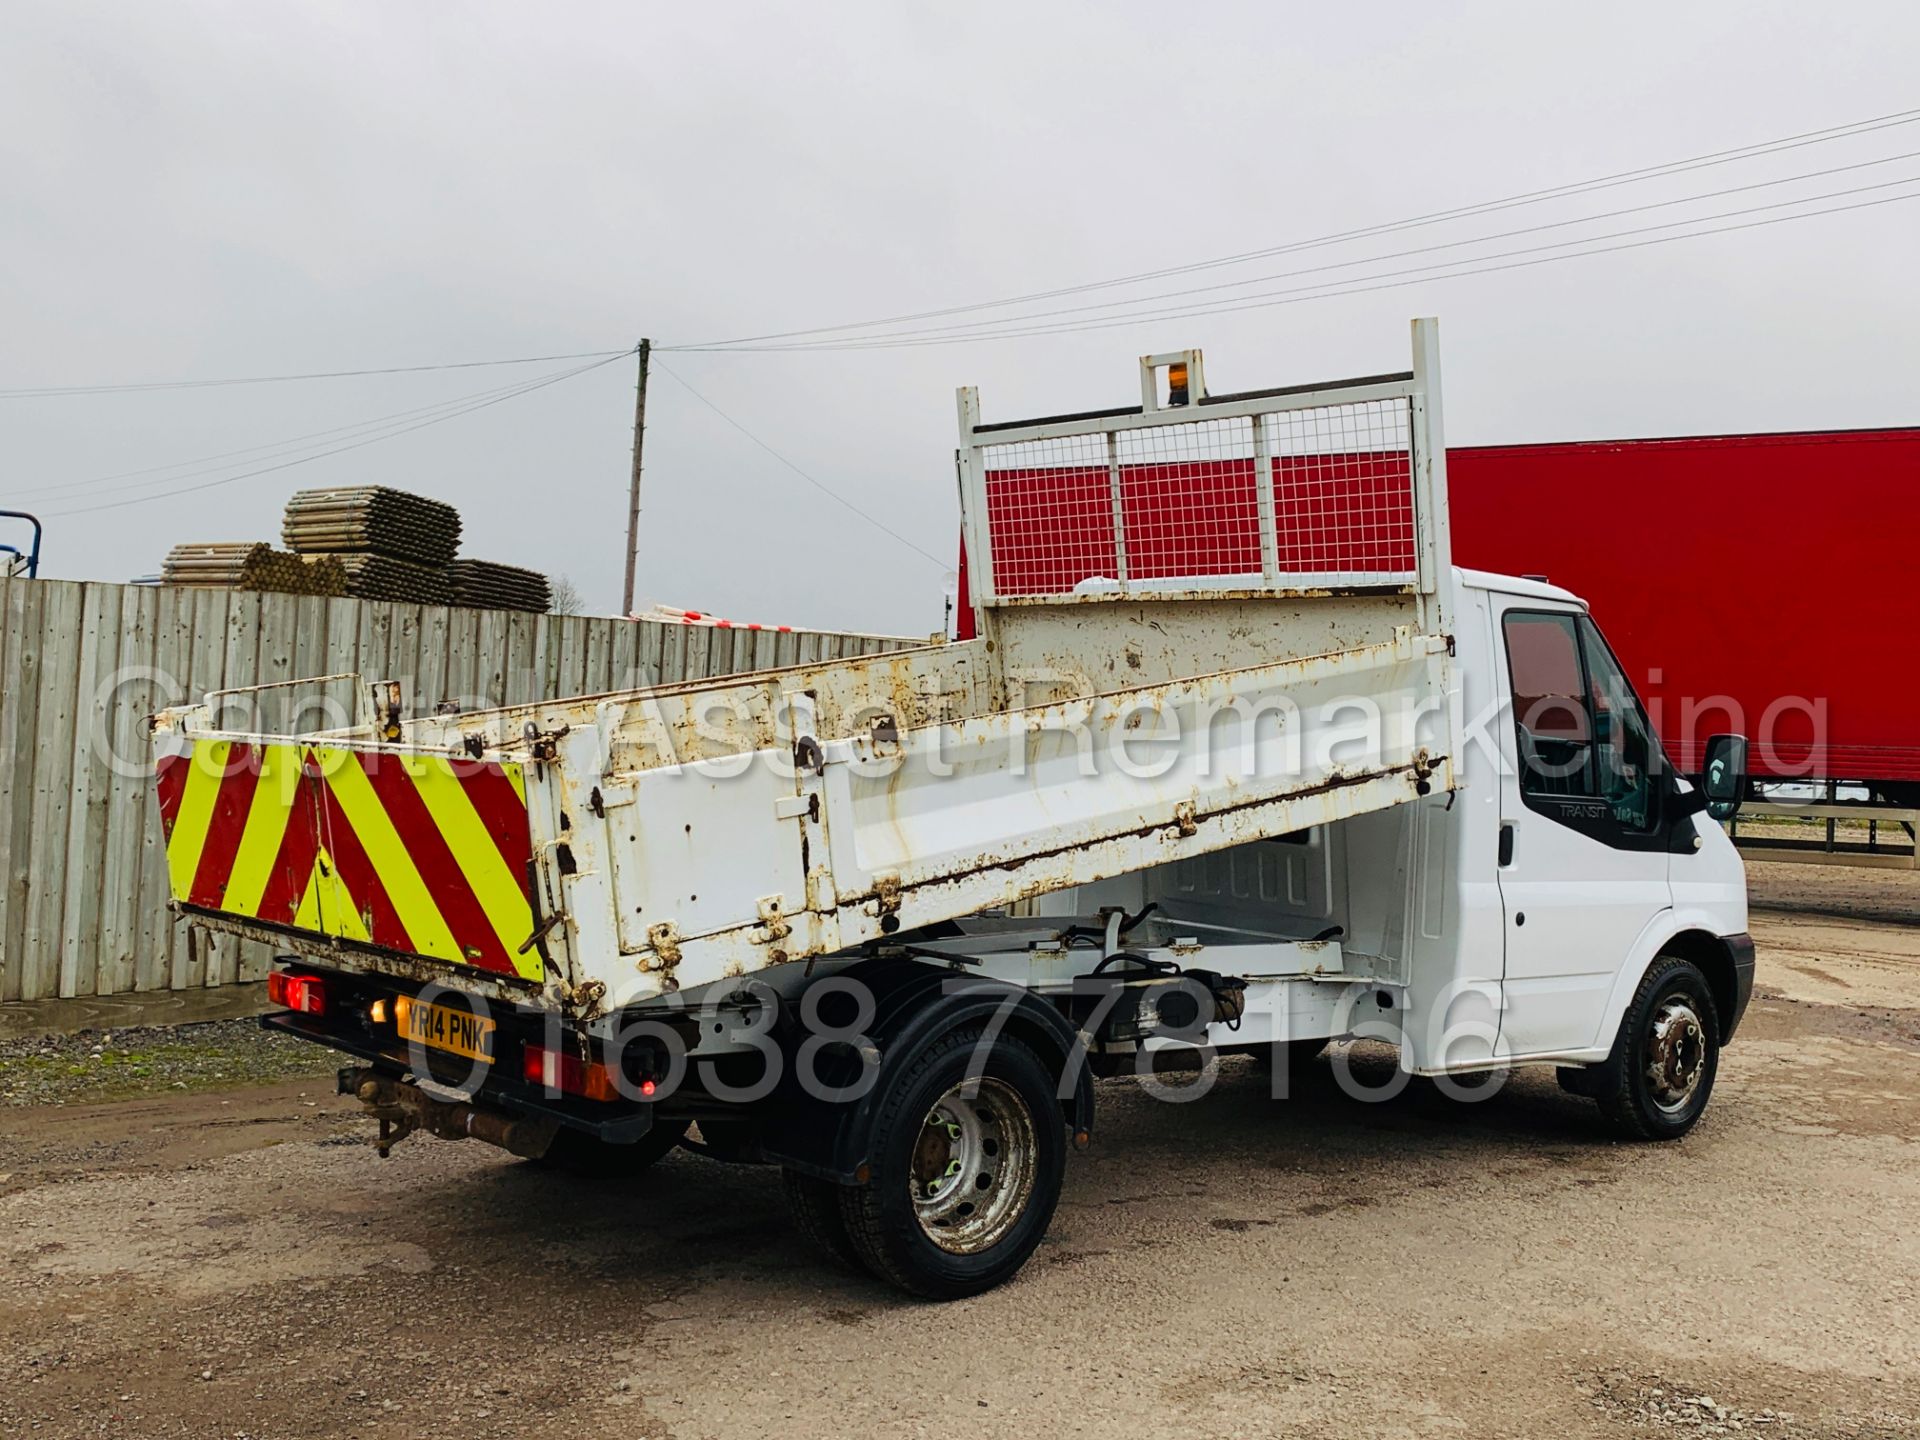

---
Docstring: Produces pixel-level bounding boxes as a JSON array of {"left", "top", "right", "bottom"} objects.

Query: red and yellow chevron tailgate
[{"left": 154, "top": 741, "right": 541, "bottom": 982}]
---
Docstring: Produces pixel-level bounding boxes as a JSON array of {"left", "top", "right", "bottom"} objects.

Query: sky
[{"left": 2, "top": 1, "right": 1916, "bottom": 635}]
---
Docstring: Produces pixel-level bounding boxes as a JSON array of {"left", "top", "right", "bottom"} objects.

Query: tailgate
[{"left": 154, "top": 736, "right": 542, "bottom": 983}]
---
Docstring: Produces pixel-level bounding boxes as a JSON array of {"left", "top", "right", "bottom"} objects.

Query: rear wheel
[
  {"left": 1594, "top": 955, "right": 1721, "bottom": 1140},
  {"left": 535, "top": 1119, "right": 689, "bottom": 1177},
  {"left": 839, "top": 1027, "right": 1065, "bottom": 1299}
]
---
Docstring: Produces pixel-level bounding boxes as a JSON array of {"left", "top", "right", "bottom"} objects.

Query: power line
[
  {"left": 782, "top": 186, "right": 1920, "bottom": 349},
  {"left": 693, "top": 150, "right": 1920, "bottom": 350},
  {"left": 0, "top": 347, "right": 633, "bottom": 401},
  {"left": 41, "top": 353, "right": 627, "bottom": 517},
  {"left": 651, "top": 361, "right": 948, "bottom": 566},
  {"left": 669, "top": 182, "right": 1920, "bottom": 353},
  {"left": 664, "top": 105, "right": 1920, "bottom": 351},
  {"left": 10, "top": 366, "right": 601, "bottom": 501},
  {"left": 14, "top": 108, "right": 1913, "bottom": 402}
]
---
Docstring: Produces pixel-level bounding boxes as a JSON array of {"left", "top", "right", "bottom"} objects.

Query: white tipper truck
[{"left": 151, "top": 320, "right": 1754, "bottom": 1298}]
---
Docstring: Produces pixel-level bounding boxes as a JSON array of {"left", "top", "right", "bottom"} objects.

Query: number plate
[{"left": 393, "top": 996, "right": 495, "bottom": 1062}]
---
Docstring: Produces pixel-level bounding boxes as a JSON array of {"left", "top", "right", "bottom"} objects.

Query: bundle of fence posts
[
  {"left": 323, "top": 553, "right": 454, "bottom": 604},
  {"left": 447, "top": 559, "right": 552, "bottom": 613},
  {"left": 161, "top": 542, "right": 348, "bottom": 596},
  {"left": 281, "top": 486, "right": 462, "bottom": 602}
]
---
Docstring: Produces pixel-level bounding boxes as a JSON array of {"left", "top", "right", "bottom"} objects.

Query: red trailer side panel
[{"left": 1448, "top": 429, "right": 1920, "bottom": 784}]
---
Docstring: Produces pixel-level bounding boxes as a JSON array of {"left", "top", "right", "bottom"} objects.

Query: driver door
[{"left": 1494, "top": 603, "right": 1672, "bottom": 1057}]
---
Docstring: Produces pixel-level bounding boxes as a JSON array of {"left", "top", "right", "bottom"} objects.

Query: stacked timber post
[
  {"left": 282, "top": 487, "right": 460, "bottom": 604},
  {"left": 161, "top": 543, "right": 348, "bottom": 596},
  {"left": 447, "top": 560, "right": 552, "bottom": 612},
  {"left": 159, "top": 486, "right": 554, "bottom": 613}
]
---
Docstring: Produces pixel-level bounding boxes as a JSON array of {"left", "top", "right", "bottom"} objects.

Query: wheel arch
[
  {"left": 760, "top": 957, "right": 1094, "bottom": 1185},
  {"left": 1655, "top": 927, "right": 1746, "bottom": 1044},
  {"left": 1593, "top": 913, "right": 1750, "bottom": 1053}
]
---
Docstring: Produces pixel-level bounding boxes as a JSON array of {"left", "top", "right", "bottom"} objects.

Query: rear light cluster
[
  {"left": 267, "top": 970, "right": 326, "bottom": 1015},
  {"left": 522, "top": 1043, "right": 654, "bottom": 1102},
  {"left": 523, "top": 1043, "right": 616, "bottom": 1101}
]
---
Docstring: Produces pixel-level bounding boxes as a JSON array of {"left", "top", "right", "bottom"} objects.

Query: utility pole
[{"left": 621, "top": 337, "right": 652, "bottom": 617}]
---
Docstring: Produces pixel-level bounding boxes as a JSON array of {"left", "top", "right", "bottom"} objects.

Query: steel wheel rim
[
  {"left": 910, "top": 1076, "right": 1037, "bottom": 1255},
  {"left": 1645, "top": 996, "right": 1709, "bottom": 1114}
]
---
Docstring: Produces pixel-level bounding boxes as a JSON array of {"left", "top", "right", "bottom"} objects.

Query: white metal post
[
  {"left": 1409, "top": 317, "right": 1454, "bottom": 640},
  {"left": 1252, "top": 413, "right": 1278, "bottom": 584},
  {"left": 954, "top": 385, "right": 995, "bottom": 607}
]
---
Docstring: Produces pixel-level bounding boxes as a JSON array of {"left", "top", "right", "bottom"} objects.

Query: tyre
[
  {"left": 780, "top": 1170, "right": 863, "bottom": 1270},
  {"left": 838, "top": 1027, "right": 1066, "bottom": 1300},
  {"left": 1593, "top": 955, "right": 1721, "bottom": 1140},
  {"left": 535, "top": 1118, "right": 689, "bottom": 1177}
]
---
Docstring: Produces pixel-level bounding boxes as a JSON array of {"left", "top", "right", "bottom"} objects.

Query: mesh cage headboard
[{"left": 957, "top": 319, "right": 1452, "bottom": 630}]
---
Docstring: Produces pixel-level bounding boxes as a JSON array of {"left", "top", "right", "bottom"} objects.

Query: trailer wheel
[
  {"left": 838, "top": 1026, "right": 1065, "bottom": 1299},
  {"left": 780, "top": 1170, "right": 863, "bottom": 1270},
  {"left": 535, "top": 1119, "right": 689, "bottom": 1177},
  {"left": 1594, "top": 955, "right": 1721, "bottom": 1140}
]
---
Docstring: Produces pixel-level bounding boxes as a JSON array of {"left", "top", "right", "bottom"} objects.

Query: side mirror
[{"left": 1702, "top": 733, "right": 1748, "bottom": 822}]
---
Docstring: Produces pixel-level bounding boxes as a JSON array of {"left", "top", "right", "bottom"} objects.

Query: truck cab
[{"left": 1466, "top": 569, "right": 1751, "bottom": 1063}]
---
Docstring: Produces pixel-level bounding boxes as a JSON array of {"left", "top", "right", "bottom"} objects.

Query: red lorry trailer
[
  {"left": 957, "top": 425, "right": 1920, "bottom": 804},
  {"left": 1447, "top": 428, "right": 1920, "bottom": 804}
]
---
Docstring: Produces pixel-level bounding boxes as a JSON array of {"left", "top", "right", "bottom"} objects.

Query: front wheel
[
  {"left": 838, "top": 1027, "right": 1066, "bottom": 1299},
  {"left": 1594, "top": 955, "right": 1721, "bottom": 1140}
]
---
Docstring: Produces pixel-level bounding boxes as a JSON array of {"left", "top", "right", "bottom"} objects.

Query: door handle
[{"left": 1498, "top": 822, "right": 1515, "bottom": 867}]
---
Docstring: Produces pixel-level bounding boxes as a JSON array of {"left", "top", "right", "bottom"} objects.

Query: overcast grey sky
[{"left": 3, "top": 2, "right": 1915, "bottom": 634}]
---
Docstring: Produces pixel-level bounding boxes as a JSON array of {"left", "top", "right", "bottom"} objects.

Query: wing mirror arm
[{"left": 1669, "top": 784, "right": 1710, "bottom": 820}]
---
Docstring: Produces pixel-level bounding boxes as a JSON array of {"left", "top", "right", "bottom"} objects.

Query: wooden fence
[{"left": 0, "top": 577, "right": 916, "bottom": 1033}]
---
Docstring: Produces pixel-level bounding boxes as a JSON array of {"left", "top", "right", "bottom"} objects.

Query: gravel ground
[
  {"left": 1747, "top": 857, "right": 1920, "bottom": 927},
  {"left": 0, "top": 861, "right": 1914, "bottom": 1439},
  {"left": 0, "top": 1018, "right": 336, "bottom": 1108}
]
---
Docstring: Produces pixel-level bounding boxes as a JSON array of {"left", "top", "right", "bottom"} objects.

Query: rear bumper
[
  {"left": 261, "top": 1009, "right": 658, "bottom": 1143},
  {"left": 1722, "top": 931, "right": 1756, "bottom": 1042}
]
